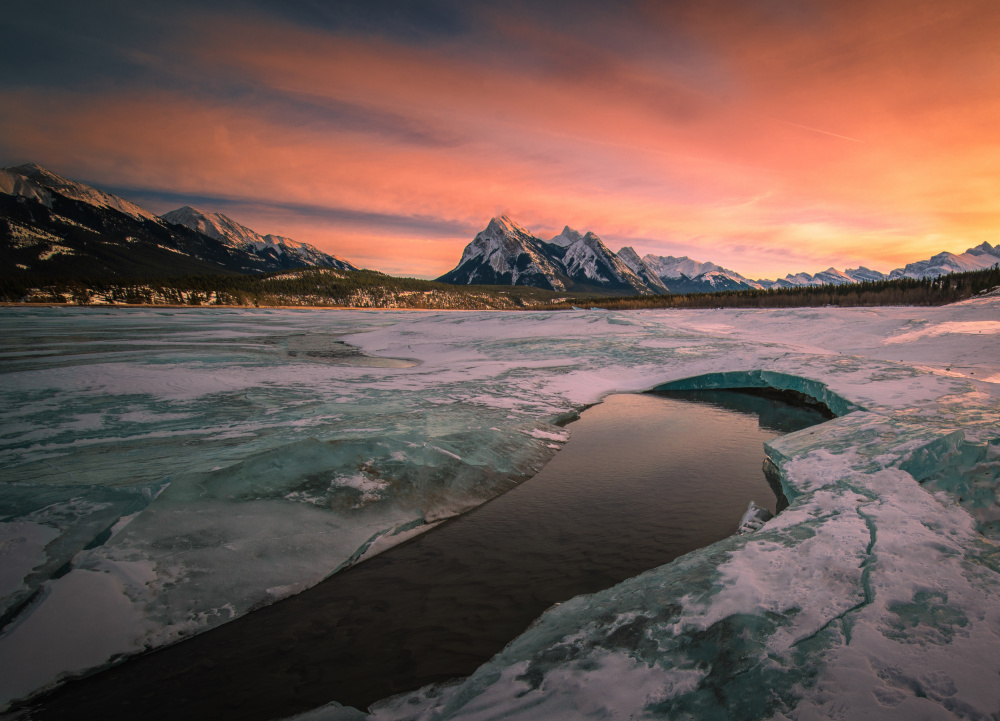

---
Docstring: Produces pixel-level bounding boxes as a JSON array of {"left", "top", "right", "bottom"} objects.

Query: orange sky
[{"left": 3, "top": 0, "right": 1000, "bottom": 279}]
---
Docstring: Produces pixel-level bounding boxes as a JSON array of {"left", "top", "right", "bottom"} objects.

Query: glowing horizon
[{"left": 3, "top": 1, "right": 1000, "bottom": 280}]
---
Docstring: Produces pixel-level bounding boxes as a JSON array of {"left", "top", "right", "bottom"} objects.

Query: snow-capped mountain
[
  {"left": 437, "top": 216, "right": 570, "bottom": 290},
  {"left": 161, "top": 206, "right": 357, "bottom": 271},
  {"left": 439, "top": 218, "right": 999, "bottom": 297},
  {"left": 4, "top": 163, "right": 159, "bottom": 221},
  {"left": 887, "top": 242, "right": 1000, "bottom": 280},
  {"left": 642, "top": 254, "right": 724, "bottom": 280},
  {"left": 558, "top": 230, "right": 653, "bottom": 293},
  {"left": 547, "top": 226, "right": 584, "bottom": 248},
  {"left": 844, "top": 267, "right": 888, "bottom": 283},
  {"left": 0, "top": 164, "right": 358, "bottom": 278},
  {"left": 757, "top": 267, "right": 885, "bottom": 289},
  {"left": 616, "top": 247, "right": 670, "bottom": 294},
  {"left": 643, "top": 243, "right": 998, "bottom": 295},
  {"left": 638, "top": 253, "right": 762, "bottom": 294},
  {"left": 437, "top": 217, "right": 661, "bottom": 294},
  {"left": 752, "top": 244, "right": 1000, "bottom": 289}
]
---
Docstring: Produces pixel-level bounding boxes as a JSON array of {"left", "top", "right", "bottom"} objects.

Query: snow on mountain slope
[
  {"left": 758, "top": 245, "right": 999, "bottom": 289},
  {"left": 696, "top": 269, "right": 764, "bottom": 290},
  {"left": 642, "top": 254, "right": 723, "bottom": 279},
  {"left": 560, "top": 231, "right": 652, "bottom": 293},
  {"left": 811, "top": 267, "right": 856, "bottom": 285},
  {"left": 438, "top": 218, "right": 664, "bottom": 294},
  {"left": 161, "top": 206, "right": 357, "bottom": 271},
  {"left": 0, "top": 169, "right": 53, "bottom": 208},
  {"left": 437, "top": 215, "right": 569, "bottom": 291},
  {"left": 844, "top": 266, "right": 888, "bottom": 282},
  {"left": 547, "top": 226, "right": 583, "bottom": 248},
  {"left": 616, "top": 247, "right": 670, "bottom": 294},
  {"left": 5, "top": 164, "right": 159, "bottom": 222},
  {"left": 888, "top": 242, "right": 1000, "bottom": 280}
]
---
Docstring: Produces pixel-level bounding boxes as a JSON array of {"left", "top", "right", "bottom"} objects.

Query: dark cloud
[
  {"left": 241, "top": 0, "right": 471, "bottom": 42},
  {"left": 211, "top": 84, "right": 464, "bottom": 147},
  {"left": 105, "top": 185, "right": 480, "bottom": 238}
]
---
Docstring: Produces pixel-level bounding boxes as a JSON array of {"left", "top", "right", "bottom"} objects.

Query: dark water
[{"left": 26, "top": 389, "right": 831, "bottom": 720}]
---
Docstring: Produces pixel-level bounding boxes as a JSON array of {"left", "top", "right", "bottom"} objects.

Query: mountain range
[
  {"left": 3, "top": 164, "right": 998, "bottom": 296},
  {"left": 437, "top": 216, "right": 1000, "bottom": 295},
  {"left": 0, "top": 163, "right": 356, "bottom": 278}
]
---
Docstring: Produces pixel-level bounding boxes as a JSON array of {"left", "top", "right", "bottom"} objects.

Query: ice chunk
[{"left": 735, "top": 500, "right": 773, "bottom": 534}]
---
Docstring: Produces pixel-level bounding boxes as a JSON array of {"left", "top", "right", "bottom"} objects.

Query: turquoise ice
[{"left": 2, "top": 298, "right": 1000, "bottom": 717}]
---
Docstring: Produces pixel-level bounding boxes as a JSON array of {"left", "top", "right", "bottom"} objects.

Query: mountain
[
  {"left": 3, "top": 163, "right": 159, "bottom": 222},
  {"left": 616, "top": 247, "right": 670, "bottom": 294},
  {"left": 0, "top": 164, "right": 357, "bottom": 278},
  {"left": 642, "top": 254, "right": 724, "bottom": 280},
  {"left": 639, "top": 253, "right": 763, "bottom": 294},
  {"left": 642, "top": 243, "right": 998, "bottom": 295},
  {"left": 436, "top": 216, "right": 570, "bottom": 290},
  {"left": 887, "top": 243, "right": 1000, "bottom": 280},
  {"left": 161, "top": 206, "right": 357, "bottom": 271},
  {"left": 558, "top": 230, "right": 653, "bottom": 293},
  {"left": 437, "top": 217, "right": 661, "bottom": 294}
]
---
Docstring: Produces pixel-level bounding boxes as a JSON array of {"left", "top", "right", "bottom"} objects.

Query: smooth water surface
[{"left": 29, "top": 389, "right": 831, "bottom": 720}]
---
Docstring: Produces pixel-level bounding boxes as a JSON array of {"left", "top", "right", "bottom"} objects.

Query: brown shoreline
[{"left": 0, "top": 302, "right": 525, "bottom": 311}]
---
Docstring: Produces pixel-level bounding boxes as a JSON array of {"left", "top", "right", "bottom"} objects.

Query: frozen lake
[
  {"left": 2, "top": 301, "right": 999, "bottom": 719},
  {"left": 24, "top": 390, "right": 830, "bottom": 718}
]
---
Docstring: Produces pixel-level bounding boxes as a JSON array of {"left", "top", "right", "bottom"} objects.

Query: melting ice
[{"left": 2, "top": 297, "right": 1000, "bottom": 718}]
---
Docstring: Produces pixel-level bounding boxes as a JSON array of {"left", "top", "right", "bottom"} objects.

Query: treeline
[
  {"left": 541, "top": 265, "right": 1000, "bottom": 311},
  {"left": 3, "top": 264, "right": 998, "bottom": 311},
  {"left": 0, "top": 268, "right": 572, "bottom": 309}
]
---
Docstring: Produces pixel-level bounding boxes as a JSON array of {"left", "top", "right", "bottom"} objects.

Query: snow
[
  {"left": 547, "top": 226, "right": 583, "bottom": 247},
  {"left": 4, "top": 164, "right": 159, "bottom": 222},
  {"left": 161, "top": 206, "right": 357, "bottom": 270},
  {"left": 2, "top": 297, "right": 1000, "bottom": 715},
  {"left": 642, "top": 254, "right": 723, "bottom": 279}
]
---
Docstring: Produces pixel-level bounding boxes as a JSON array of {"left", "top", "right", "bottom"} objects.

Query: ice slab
[{"left": 2, "top": 299, "right": 1000, "bottom": 714}]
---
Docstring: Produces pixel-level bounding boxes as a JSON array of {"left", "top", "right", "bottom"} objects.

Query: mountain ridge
[
  {"left": 0, "top": 164, "right": 358, "bottom": 278},
  {"left": 438, "top": 215, "right": 1000, "bottom": 296}
]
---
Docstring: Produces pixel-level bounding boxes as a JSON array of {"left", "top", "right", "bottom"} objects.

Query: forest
[{"left": 2, "top": 264, "right": 998, "bottom": 310}]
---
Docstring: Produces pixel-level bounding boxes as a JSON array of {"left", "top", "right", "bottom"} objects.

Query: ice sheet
[{"left": 2, "top": 298, "right": 1000, "bottom": 714}]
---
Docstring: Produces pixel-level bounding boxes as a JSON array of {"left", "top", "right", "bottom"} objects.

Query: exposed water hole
[{"left": 24, "top": 388, "right": 833, "bottom": 720}]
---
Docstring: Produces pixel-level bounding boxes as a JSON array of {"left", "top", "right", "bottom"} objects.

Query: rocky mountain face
[
  {"left": 0, "top": 164, "right": 357, "bottom": 278},
  {"left": 440, "top": 215, "right": 1000, "bottom": 296},
  {"left": 616, "top": 247, "right": 670, "bottom": 294},
  {"left": 437, "top": 217, "right": 658, "bottom": 294},
  {"left": 887, "top": 243, "right": 1000, "bottom": 280},
  {"left": 161, "top": 207, "right": 357, "bottom": 271}
]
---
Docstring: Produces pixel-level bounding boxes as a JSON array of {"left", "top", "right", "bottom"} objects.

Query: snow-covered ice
[{"left": 2, "top": 296, "right": 999, "bottom": 717}]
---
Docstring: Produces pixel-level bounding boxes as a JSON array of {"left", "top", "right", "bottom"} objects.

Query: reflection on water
[{"left": 30, "top": 390, "right": 831, "bottom": 720}]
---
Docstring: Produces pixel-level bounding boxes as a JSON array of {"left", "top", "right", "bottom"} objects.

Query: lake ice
[{"left": 2, "top": 298, "right": 999, "bottom": 719}]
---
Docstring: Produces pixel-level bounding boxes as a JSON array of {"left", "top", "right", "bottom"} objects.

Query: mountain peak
[
  {"left": 486, "top": 214, "right": 522, "bottom": 234},
  {"left": 11, "top": 162, "right": 48, "bottom": 174},
  {"left": 5, "top": 163, "right": 159, "bottom": 221},
  {"left": 548, "top": 226, "right": 583, "bottom": 247}
]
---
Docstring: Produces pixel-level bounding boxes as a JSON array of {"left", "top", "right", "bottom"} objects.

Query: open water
[{"left": 28, "top": 389, "right": 831, "bottom": 719}]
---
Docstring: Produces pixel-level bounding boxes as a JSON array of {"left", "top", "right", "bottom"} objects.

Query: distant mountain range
[
  {"left": 0, "top": 163, "right": 356, "bottom": 278},
  {"left": 438, "top": 216, "right": 1000, "bottom": 295},
  {"left": 3, "top": 164, "right": 998, "bottom": 295}
]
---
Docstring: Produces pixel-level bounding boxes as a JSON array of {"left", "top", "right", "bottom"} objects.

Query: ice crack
[{"left": 793, "top": 496, "right": 878, "bottom": 648}]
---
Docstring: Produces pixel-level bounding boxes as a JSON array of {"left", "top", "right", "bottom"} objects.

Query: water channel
[{"left": 26, "top": 388, "right": 832, "bottom": 720}]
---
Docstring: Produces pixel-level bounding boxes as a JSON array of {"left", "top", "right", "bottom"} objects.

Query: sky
[{"left": 3, "top": 0, "right": 1000, "bottom": 280}]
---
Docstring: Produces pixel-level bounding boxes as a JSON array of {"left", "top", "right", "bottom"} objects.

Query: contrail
[{"left": 781, "top": 120, "right": 864, "bottom": 143}]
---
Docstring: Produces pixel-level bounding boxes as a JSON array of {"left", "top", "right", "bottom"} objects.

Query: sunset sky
[{"left": 3, "top": 0, "right": 1000, "bottom": 279}]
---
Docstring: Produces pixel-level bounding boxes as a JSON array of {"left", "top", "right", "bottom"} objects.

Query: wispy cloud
[{"left": 3, "top": 0, "right": 1000, "bottom": 278}]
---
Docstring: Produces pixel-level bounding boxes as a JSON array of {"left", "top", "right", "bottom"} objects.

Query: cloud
[{"left": 4, "top": 0, "right": 1000, "bottom": 279}]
